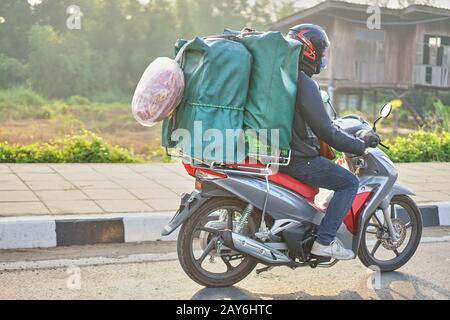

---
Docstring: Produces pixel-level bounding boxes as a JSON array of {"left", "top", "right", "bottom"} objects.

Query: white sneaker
[{"left": 311, "top": 239, "right": 355, "bottom": 260}]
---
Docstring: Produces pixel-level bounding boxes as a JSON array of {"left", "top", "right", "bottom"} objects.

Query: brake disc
[{"left": 380, "top": 219, "right": 407, "bottom": 250}]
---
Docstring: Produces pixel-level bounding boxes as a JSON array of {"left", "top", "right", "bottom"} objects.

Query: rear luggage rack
[
  {"left": 165, "top": 147, "right": 291, "bottom": 177},
  {"left": 166, "top": 148, "right": 292, "bottom": 231}
]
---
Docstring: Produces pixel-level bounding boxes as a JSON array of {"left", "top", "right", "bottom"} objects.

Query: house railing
[{"left": 414, "top": 65, "right": 450, "bottom": 88}]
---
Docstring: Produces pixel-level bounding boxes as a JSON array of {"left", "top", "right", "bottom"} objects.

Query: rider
[{"left": 283, "top": 24, "right": 380, "bottom": 260}]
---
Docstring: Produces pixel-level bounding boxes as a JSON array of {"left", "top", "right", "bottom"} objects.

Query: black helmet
[{"left": 287, "top": 24, "right": 330, "bottom": 75}]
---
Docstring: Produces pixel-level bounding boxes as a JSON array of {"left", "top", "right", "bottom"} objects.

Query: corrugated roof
[{"left": 275, "top": 0, "right": 450, "bottom": 29}]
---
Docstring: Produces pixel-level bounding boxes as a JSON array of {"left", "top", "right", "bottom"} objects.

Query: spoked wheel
[
  {"left": 359, "top": 195, "right": 422, "bottom": 272},
  {"left": 177, "top": 198, "right": 259, "bottom": 287}
]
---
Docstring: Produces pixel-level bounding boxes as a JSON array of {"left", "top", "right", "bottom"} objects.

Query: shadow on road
[
  {"left": 190, "top": 271, "right": 450, "bottom": 300},
  {"left": 372, "top": 271, "right": 450, "bottom": 300}
]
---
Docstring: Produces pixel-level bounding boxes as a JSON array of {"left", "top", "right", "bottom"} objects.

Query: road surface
[{"left": 0, "top": 228, "right": 449, "bottom": 300}]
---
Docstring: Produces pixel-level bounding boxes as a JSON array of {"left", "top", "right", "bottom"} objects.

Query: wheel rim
[
  {"left": 362, "top": 199, "right": 418, "bottom": 265},
  {"left": 187, "top": 205, "right": 256, "bottom": 278}
]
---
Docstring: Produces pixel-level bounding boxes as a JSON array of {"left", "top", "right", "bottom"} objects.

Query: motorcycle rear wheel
[
  {"left": 358, "top": 195, "right": 422, "bottom": 272},
  {"left": 177, "top": 197, "right": 259, "bottom": 287}
]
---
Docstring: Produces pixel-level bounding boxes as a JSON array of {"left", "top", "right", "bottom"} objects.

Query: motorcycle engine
[{"left": 282, "top": 224, "right": 315, "bottom": 262}]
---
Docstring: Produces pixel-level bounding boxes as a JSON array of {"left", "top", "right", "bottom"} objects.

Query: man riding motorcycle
[{"left": 283, "top": 24, "right": 381, "bottom": 260}]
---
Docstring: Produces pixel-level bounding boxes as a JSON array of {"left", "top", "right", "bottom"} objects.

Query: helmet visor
[{"left": 320, "top": 46, "right": 330, "bottom": 72}]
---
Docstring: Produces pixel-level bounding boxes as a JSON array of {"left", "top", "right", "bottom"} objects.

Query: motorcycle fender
[
  {"left": 161, "top": 185, "right": 232, "bottom": 236},
  {"left": 388, "top": 182, "right": 415, "bottom": 201}
]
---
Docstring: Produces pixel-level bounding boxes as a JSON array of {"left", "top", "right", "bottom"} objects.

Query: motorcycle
[{"left": 162, "top": 101, "right": 423, "bottom": 287}]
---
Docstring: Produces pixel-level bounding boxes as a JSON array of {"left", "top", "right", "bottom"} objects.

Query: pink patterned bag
[{"left": 132, "top": 57, "right": 184, "bottom": 127}]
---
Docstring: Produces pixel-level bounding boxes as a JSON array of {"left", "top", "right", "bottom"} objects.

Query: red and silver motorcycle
[{"left": 162, "top": 102, "right": 422, "bottom": 287}]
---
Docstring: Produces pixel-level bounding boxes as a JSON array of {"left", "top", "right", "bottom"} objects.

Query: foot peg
[
  {"left": 309, "top": 255, "right": 339, "bottom": 268},
  {"left": 316, "top": 259, "right": 339, "bottom": 268},
  {"left": 310, "top": 254, "right": 332, "bottom": 263}
]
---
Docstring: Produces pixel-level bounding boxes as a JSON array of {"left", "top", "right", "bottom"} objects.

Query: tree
[
  {"left": 0, "top": 0, "right": 35, "bottom": 60},
  {"left": 0, "top": 55, "right": 26, "bottom": 89},
  {"left": 0, "top": 0, "right": 302, "bottom": 99},
  {"left": 175, "top": 0, "right": 196, "bottom": 39},
  {"left": 27, "top": 25, "right": 95, "bottom": 98}
]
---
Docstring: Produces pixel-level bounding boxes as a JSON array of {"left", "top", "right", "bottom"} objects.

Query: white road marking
[
  {"left": 0, "top": 252, "right": 178, "bottom": 271},
  {"left": 419, "top": 235, "right": 450, "bottom": 243},
  {"left": 0, "top": 250, "right": 204, "bottom": 272},
  {"left": 1, "top": 236, "right": 449, "bottom": 272}
]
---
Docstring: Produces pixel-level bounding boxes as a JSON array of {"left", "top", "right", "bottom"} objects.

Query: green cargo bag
[
  {"left": 225, "top": 29, "right": 303, "bottom": 152},
  {"left": 162, "top": 36, "right": 252, "bottom": 163}
]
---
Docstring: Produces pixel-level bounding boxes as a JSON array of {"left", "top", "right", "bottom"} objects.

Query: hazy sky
[
  {"left": 295, "top": 0, "right": 450, "bottom": 9},
  {"left": 27, "top": 0, "right": 42, "bottom": 5},
  {"left": 23, "top": 0, "right": 450, "bottom": 10}
]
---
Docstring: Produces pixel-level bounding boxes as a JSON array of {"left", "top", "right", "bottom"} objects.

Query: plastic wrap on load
[{"left": 132, "top": 57, "right": 184, "bottom": 127}]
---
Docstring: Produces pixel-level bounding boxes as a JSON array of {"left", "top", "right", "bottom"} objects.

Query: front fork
[
  {"left": 381, "top": 206, "right": 400, "bottom": 241},
  {"left": 375, "top": 198, "right": 400, "bottom": 242}
]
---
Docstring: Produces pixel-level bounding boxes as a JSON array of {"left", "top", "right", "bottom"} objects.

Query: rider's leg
[
  {"left": 313, "top": 165, "right": 358, "bottom": 246},
  {"left": 280, "top": 156, "right": 359, "bottom": 259}
]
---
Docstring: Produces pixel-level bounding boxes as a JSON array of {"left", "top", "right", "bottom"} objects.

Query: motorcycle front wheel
[
  {"left": 177, "top": 197, "right": 259, "bottom": 287},
  {"left": 358, "top": 195, "right": 423, "bottom": 272}
]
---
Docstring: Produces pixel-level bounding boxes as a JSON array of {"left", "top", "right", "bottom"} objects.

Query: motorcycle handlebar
[{"left": 355, "top": 129, "right": 390, "bottom": 150}]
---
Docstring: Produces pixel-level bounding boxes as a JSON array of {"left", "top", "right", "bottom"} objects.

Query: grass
[
  {"left": 0, "top": 88, "right": 448, "bottom": 163},
  {"left": 0, "top": 130, "right": 144, "bottom": 163},
  {"left": 0, "top": 88, "right": 165, "bottom": 162}
]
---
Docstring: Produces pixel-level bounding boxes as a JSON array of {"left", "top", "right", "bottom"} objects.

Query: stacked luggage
[{"left": 133, "top": 29, "right": 303, "bottom": 163}]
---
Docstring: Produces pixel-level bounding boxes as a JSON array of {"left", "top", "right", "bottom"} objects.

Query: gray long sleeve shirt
[{"left": 291, "top": 71, "right": 366, "bottom": 158}]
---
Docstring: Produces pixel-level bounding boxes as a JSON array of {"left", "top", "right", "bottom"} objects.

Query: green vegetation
[
  {"left": 385, "top": 130, "right": 450, "bottom": 163},
  {"left": 0, "top": 0, "right": 296, "bottom": 100},
  {"left": 1, "top": 1, "right": 448, "bottom": 164},
  {"left": 0, "top": 87, "right": 49, "bottom": 120},
  {"left": 0, "top": 130, "right": 143, "bottom": 163},
  {"left": 434, "top": 101, "right": 450, "bottom": 132},
  {"left": 0, "top": 88, "right": 163, "bottom": 161}
]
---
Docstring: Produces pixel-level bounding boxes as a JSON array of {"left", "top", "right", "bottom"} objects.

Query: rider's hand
[{"left": 358, "top": 130, "right": 381, "bottom": 148}]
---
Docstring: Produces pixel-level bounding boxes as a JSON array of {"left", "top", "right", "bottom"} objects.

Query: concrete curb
[
  {"left": 0, "top": 212, "right": 178, "bottom": 250},
  {"left": 0, "top": 203, "right": 449, "bottom": 250}
]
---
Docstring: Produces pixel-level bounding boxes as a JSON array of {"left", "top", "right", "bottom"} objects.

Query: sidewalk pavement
[
  {"left": 0, "top": 162, "right": 449, "bottom": 218},
  {"left": 1, "top": 162, "right": 449, "bottom": 249}
]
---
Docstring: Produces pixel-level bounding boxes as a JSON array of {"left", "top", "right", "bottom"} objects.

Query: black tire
[
  {"left": 358, "top": 195, "right": 422, "bottom": 272},
  {"left": 177, "top": 197, "right": 258, "bottom": 287}
]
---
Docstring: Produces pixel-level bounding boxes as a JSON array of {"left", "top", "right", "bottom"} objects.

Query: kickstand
[{"left": 256, "top": 266, "right": 273, "bottom": 275}]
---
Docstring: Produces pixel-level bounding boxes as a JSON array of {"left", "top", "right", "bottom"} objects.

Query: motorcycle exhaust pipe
[{"left": 221, "top": 230, "right": 293, "bottom": 266}]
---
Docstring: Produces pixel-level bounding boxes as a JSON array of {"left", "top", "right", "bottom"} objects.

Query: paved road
[
  {"left": 1, "top": 162, "right": 449, "bottom": 217},
  {"left": 0, "top": 228, "right": 449, "bottom": 300}
]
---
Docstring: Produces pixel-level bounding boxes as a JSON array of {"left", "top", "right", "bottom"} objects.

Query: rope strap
[{"left": 185, "top": 101, "right": 244, "bottom": 112}]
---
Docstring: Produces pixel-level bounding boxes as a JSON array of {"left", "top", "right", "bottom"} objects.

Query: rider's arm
[{"left": 298, "top": 72, "right": 366, "bottom": 156}]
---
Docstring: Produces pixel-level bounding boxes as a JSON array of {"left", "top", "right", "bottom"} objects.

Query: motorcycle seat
[
  {"left": 269, "top": 172, "right": 319, "bottom": 201},
  {"left": 227, "top": 160, "right": 320, "bottom": 201}
]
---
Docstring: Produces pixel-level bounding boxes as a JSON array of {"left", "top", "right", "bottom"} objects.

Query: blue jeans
[{"left": 280, "top": 156, "right": 359, "bottom": 245}]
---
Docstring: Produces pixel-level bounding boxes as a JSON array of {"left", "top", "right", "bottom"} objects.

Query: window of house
[
  {"left": 429, "top": 36, "right": 441, "bottom": 47},
  {"left": 423, "top": 34, "right": 450, "bottom": 67}
]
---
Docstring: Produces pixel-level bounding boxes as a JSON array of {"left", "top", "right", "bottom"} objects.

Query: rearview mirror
[
  {"left": 380, "top": 103, "right": 393, "bottom": 118},
  {"left": 373, "top": 102, "right": 393, "bottom": 131}
]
